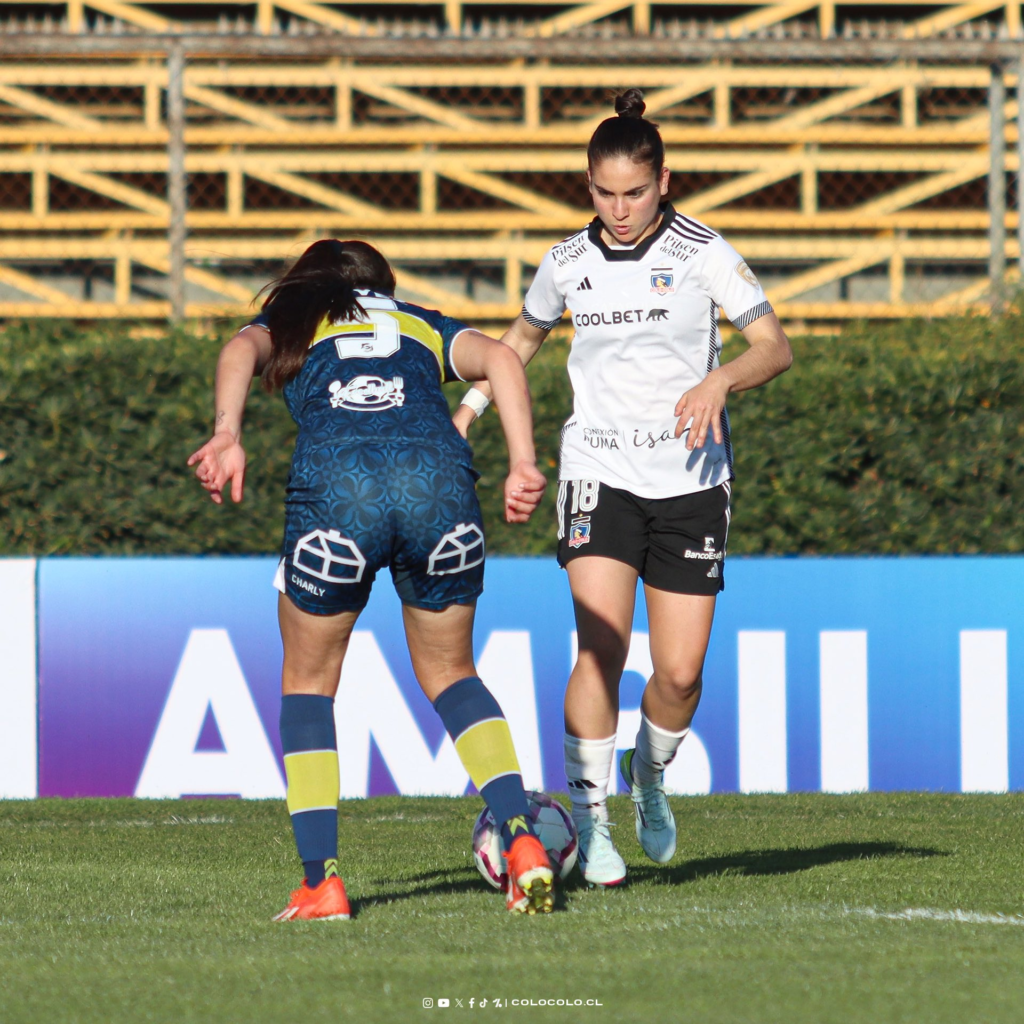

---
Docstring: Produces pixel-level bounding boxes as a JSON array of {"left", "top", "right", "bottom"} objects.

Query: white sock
[
  {"left": 633, "top": 711, "right": 689, "bottom": 785},
  {"left": 564, "top": 733, "right": 616, "bottom": 824}
]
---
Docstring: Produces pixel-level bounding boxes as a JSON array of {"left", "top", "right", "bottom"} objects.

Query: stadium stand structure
[{"left": 0, "top": 14, "right": 1023, "bottom": 323}]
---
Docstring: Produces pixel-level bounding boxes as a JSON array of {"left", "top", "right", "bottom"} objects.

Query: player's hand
[
  {"left": 452, "top": 403, "right": 477, "bottom": 440},
  {"left": 674, "top": 371, "right": 730, "bottom": 451},
  {"left": 504, "top": 460, "right": 546, "bottom": 523},
  {"left": 187, "top": 431, "right": 247, "bottom": 505}
]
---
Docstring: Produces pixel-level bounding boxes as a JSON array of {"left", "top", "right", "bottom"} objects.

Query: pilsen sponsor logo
[
  {"left": 656, "top": 236, "right": 699, "bottom": 261},
  {"left": 552, "top": 238, "right": 589, "bottom": 266}
]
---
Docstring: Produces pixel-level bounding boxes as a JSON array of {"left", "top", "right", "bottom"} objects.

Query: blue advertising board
[{"left": 16, "top": 555, "right": 1024, "bottom": 798}]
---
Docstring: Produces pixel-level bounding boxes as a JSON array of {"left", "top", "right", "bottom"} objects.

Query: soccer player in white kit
[{"left": 455, "top": 89, "right": 793, "bottom": 885}]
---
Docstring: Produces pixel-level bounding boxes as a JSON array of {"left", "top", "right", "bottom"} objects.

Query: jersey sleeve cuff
[
  {"left": 731, "top": 300, "right": 773, "bottom": 331},
  {"left": 521, "top": 304, "right": 562, "bottom": 331},
  {"left": 446, "top": 326, "right": 475, "bottom": 381}
]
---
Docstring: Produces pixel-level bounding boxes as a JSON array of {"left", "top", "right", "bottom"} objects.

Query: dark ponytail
[
  {"left": 587, "top": 88, "right": 665, "bottom": 175},
  {"left": 258, "top": 239, "right": 396, "bottom": 391}
]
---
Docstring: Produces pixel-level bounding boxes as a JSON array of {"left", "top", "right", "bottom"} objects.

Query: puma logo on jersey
[
  {"left": 647, "top": 308, "right": 669, "bottom": 321},
  {"left": 576, "top": 277, "right": 593, "bottom": 291}
]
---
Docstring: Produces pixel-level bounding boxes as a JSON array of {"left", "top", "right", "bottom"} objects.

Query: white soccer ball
[{"left": 471, "top": 791, "right": 578, "bottom": 890}]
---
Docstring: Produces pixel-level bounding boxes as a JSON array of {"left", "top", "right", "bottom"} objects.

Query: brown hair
[
  {"left": 258, "top": 239, "right": 396, "bottom": 391},
  {"left": 586, "top": 88, "right": 665, "bottom": 175}
]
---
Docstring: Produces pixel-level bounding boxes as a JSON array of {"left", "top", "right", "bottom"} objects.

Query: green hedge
[{"left": 2, "top": 316, "right": 1022, "bottom": 556}]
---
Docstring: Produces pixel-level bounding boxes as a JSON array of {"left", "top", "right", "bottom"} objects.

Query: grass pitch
[{"left": 3, "top": 794, "right": 1024, "bottom": 1024}]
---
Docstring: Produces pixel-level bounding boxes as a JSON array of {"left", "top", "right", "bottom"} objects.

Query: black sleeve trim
[
  {"left": 521, "top": 304, "right": 562, "bottom": 331},
  {"left": 732, "top": 300, "right": 773, "bottom": 331}
]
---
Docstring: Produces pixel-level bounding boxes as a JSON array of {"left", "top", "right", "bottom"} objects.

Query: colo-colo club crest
[
  {"left": 568, "top": 517, "right": 592, "bottom": 548},
  {"left": 650, "top": 270, "right": 675, "bottom": 295}
]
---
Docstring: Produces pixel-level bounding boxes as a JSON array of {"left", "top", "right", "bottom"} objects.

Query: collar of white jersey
[{"left": 587, "top": 201, "right": 676, "bottom": 262}]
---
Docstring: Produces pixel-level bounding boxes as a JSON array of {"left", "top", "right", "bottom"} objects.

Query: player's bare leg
[
  {"left": 401, "top": 601, "right": 477, "bottom": 702},
  {"left": 619, "top": 588, "right": 716, "bottom": 864},
  {"left": 641, "top": 587, "right": 716, "bottom": 734},
  {"left": 404, "top": 602, "right": 553, "bottom": 914},
  {"left": 274, "top": 596, "right": 360, "bottom": 921},
  {"left": 279, "top": 594, "right": 358, "bottom": 698},
  {"left": 563, "top": 556, "right": 638, "bottom": 886}
]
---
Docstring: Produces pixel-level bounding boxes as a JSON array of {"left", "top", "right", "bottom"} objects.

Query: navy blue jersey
[
  {"left": 252, "top": 289, "right": 487, "bottom": 613},
  {"left": 250, "top": 290, "right": 473, "bottom": 461}
]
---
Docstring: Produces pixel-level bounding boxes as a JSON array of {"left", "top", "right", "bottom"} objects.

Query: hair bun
[{"left": 615, "top": 88, "right": 646, "bottom": 119}]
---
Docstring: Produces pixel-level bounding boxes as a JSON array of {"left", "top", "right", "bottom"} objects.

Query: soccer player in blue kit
[{"left": 189, "top": 239, "right": 554, "bottom": 918}]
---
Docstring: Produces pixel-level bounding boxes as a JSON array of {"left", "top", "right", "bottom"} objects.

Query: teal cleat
[
  {"left": 574, "top": 813, "right": 627, "bottom": 887},
  {"left": 620, "top": 748, "right": 677, "bottom": 864}
]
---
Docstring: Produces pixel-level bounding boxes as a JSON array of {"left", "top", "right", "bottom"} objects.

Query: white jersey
[{"left": 523, "top": 204, "right": 772, "bottom": 499}]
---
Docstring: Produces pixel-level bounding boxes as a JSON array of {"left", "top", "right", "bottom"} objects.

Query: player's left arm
[
  {"left": 675, "top": 311, "right": 793, "bottom": 451},
  {"left": 677, "top": 238, "right": 793, "bottom": 451},
  {"left": 451, "top": 329, "right": 547, "bottom": 523}
]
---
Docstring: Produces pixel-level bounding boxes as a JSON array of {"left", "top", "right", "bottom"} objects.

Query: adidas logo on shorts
[{"left": 707, "top": 564, "right": 720, "bottom": 579}]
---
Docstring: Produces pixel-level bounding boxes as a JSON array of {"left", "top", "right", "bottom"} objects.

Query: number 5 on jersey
[{"left": 330, "top": 311, "right": 401, "bottom": 360}]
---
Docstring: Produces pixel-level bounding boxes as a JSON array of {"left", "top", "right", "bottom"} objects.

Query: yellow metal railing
[{"left": 0, "top": 45, "right": 1020, "bottom": 322}]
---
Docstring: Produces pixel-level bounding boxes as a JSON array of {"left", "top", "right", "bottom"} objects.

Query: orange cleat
[
  {"left": 504, "top": 834, "right": 554, "bottom": 915},
  {"left": 272, "top": 875, "right": 351, "bottom": 922}
]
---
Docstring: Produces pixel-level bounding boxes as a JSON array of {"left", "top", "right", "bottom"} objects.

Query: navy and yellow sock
[
  {"left": 280, "top": 694, "right": 340, "bottom": 887},
  {"left": 433, "top": 676, "right": 535, "bottom": 849}
]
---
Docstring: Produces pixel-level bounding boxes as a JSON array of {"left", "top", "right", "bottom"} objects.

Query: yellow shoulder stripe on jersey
[
  {"left": 389, "top": 311, "right": 445, "bottom": 380},
  {"left": 309, "top": 316, "right": 373, "bottom": 348},
  {"left": 308, "top": 311, "right": 446, "bottom": 380}
]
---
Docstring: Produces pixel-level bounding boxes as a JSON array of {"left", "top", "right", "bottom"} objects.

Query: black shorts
[{"left": 555, "top": 479, "right": 730, "bottom": 595}]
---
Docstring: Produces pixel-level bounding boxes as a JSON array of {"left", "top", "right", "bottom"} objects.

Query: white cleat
[
  {"left": 620, "top": 748, "right": 677, "bottom": 864},
  {"left": 574, "top": 813, "right": 627, "bottom": 887}
]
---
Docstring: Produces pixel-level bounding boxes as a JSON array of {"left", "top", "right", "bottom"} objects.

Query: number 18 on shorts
[{"left": 555, "top": 479, "right": 730, "bottom": 596}]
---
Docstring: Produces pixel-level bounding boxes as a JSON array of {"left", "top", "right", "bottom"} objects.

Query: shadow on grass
[
  {"left": 616, "top": 842, "right": 947, "bottom": 889},
  {"left": 352, "top": 866, "right": 573, "bottom": 916},
  {"left": 350, "top": 868, "right": 494, "bottom": 917},
  {"left": 350, "top": 843, "right": 945, "bottom": 913}
]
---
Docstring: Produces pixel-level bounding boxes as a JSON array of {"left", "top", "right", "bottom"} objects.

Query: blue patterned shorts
[{"left": 276, "top": 441, "right": 485, "bottom": 614}]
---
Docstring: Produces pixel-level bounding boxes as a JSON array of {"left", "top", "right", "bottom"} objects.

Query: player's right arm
[
  {"left": 452, "top": 315, "right": 551, "bottom": 436},
  {"left": 454, "top": 249, "right": 564, "bottom": 438},
  {"left": 187, "top": 324, "right": 272, "bottom": 505},
  {"left": 451, "top": 329, "right": 547, "bottom": 523}
]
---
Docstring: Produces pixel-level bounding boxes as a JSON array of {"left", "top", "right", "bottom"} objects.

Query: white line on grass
[
  {"left": 673, "top": 905, "right": 1024, "bottom": 929},
  {"left": 849, "top": 907, "right": 1024, "bottom": 926}
]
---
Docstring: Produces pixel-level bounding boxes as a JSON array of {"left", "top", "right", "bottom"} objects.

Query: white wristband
[{"left": 459, "top": 387, "right": 490, "bottom": 419}]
